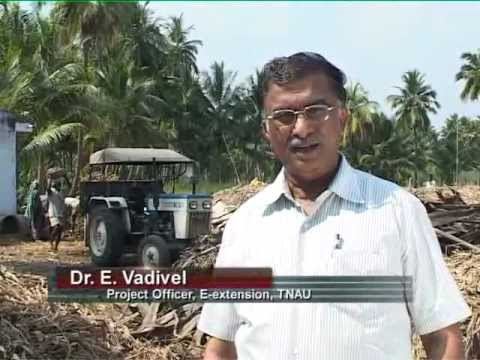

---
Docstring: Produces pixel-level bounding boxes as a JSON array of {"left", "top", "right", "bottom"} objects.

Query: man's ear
[
  {"left": 260, "top": 123, "right": 271, "bottom": 143},
  {"left": 339, "top": 107, "right": 349, "bottom": 132},
  {"left": 336, "top": 107, "right": 349, "bottom": 144}
]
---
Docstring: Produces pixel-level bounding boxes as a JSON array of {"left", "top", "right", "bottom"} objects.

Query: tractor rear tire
[
  {"left": 138, "top": 235, "right": 172, "bottom": 268},
  {"left": 89, "top": 208, "right": 126, "bottom": 266}
]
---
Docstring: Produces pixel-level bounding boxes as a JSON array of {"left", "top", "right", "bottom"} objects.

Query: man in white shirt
[
  {"left": 47, "top": 178, "right": 67, "bottom": 251},
  {"left": 198, "top": 52, "right": 471, "bottom": 360}
]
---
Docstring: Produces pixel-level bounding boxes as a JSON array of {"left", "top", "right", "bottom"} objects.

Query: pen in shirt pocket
[
  {"left": 329, "top": 233, "right": 344, "bottom": 258},
  {"left": 334, "top": 233, "right": 344, "bottom": 250}
]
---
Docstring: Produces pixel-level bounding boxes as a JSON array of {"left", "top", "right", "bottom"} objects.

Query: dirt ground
[{"left": 0, "top": 234, "right": 89, "bottom": 277}]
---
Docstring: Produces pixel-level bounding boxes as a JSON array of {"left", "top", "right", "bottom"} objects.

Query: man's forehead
[{"left": 264, "top": 73, "right": 338, "bottom": 110}]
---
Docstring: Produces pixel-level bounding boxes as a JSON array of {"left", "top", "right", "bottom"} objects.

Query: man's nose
[{"left": 291, "top": 113, "right": 315, "bottom": 138}]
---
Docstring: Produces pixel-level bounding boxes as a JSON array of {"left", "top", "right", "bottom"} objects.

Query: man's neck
[{"left": 285, "top": 156, "right": 341, "bottom": 202}]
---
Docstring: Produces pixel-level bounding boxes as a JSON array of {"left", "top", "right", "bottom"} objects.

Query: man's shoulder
[
  {"left": 352, "top": 167, "right": 420, "bottom": 207},
  {"left": 226, "top": 183, "right": 275, "bottom": 223}
]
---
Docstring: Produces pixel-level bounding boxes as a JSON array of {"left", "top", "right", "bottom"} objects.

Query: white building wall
[{"left": 0, "top": 114, "right": 17, "bottom": 216}]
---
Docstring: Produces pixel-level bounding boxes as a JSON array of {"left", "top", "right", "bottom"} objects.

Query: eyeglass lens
[{"left": 271, "top": 106, "right": 331, "bottom": 126}]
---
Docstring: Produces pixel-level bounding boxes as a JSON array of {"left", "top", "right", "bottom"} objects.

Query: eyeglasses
[{"left": 264, "top": 104, "right": 337, "bottom": 130}]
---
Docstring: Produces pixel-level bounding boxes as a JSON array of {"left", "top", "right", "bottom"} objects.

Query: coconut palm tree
[
  {"left": 164, "top": 15, "right": 202, "bottom": 77},
  {"left": 387, "top": 70, "right": 440, "bottom": 185},
  {"left": 0, "top": 3, "right": 37, "bottom": 59},
  {"left": 344, "top": 82, "right": 378, "bottom": 144},
  {"left": 435, "top": 114, "right": 480, "bottom": 184},
  {"left": 236, "top": 69, "right": 279, "bottom": 181},
  {"left": 0, "top": 52, "right": 31, "bottom": 110},
  {"left": 90, "top": 44, "right": 166, "bottom": 147},
  {"left": 202, "top": 61, "right": 242, "bottom": 183},
  {"left": 357, "top": 116, "right": 437, "bottom": 185},
  {"left": 125, "top": 3, "right": 167, "bottom": 73},
  {"left": 387, "top": 70, "right": 440, "bottom": 133},
  {"left": 456, "top": 49, "right": 480, "bottom": 101},
  {"left": 52, "top": 2, "right": 137, "bottom": 67}
]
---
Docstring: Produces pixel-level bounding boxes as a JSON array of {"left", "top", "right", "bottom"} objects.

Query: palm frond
[{"left": 23, "top": 122, "right": 86, "bottom": 153}]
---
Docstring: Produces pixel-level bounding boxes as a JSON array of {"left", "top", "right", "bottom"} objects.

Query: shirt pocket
[{"left": 327, "top": 249, "right": 387, "bottom": 276}]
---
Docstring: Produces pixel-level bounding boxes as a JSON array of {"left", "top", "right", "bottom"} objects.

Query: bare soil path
[{"left": 0, "top": 235, "right": 89, "bottom": 277}]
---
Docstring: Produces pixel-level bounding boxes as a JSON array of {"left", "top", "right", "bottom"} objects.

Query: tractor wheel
[
  {"left": 84, "top": 204, "right": 107, "bottom": 246},
  {"left": 88, "top": 208, "right": 126, "bottom": 266},
  {"left": 138, "top": 235, "right": 171, "bottom": 268}
]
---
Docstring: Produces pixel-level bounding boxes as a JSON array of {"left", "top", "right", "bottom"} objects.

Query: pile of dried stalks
[
  {"left": 0, "top": 265, "right": 203, "bottom": 359},
  {"left": 209, "top": 178, "right": 267, "bottom": 234},
  {"left": 2, "top": 182, "right": 479, "bottom": 360},
  {"left": 412, "top": 250, "right": 480, "bottom": 359},
  {"left": 406, "top": 186, "right": 480, "bottom": 358},
  {"left": 413, "top": 185, "right": 480, "bottom": 205},
  {"left": 446, "top": 252, "right": 480, "bottom": 358}
]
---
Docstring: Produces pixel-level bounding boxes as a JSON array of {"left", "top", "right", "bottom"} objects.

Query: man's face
[
  {"left": 263, "top": 73, "right": 347, "bottom": 182},
  {"left": 53, "top": 180, "right": 62, "bottom": 191}
]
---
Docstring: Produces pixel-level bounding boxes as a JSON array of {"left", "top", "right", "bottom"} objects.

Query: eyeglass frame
[{"left": 262, "top": 103, "right": 338, "bottom": 132}]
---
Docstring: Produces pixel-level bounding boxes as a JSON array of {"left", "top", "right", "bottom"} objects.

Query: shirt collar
[{"left": 265, "top": 154, "right": 365, "bottom": 206}]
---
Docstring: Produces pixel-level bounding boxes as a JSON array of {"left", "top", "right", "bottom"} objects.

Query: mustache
[{"left": 288, "top": 137, "right": 321, "bottom": 148}]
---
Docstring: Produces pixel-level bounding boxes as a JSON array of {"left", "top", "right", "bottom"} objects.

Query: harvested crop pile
[
  {"left": 174, "top": 234, "right": 220, "bottom": 270},
  {"left": 1, "top": 182, "right": 479, "bottom": 360},
  {"left": 413, "top": 185, "right": 480, "bottom": 205},
  {"left": 447, "top": 252, "right": 480, "bottom": 358},
  {"left": 208, "top": 178, "right": 266, "bottom": 235},
  {"left": 0, "top": 266, "right": 116, "bottom": 360},
  {"left": 0, "top": 266, "right": 203, "bottom": 360},
  {"left": 412, "top": 250, "right": 480, "bottom": 359},
  {"left": 412, "top": 187, "right": 480, "bottom": 255},
  {"left": 212, "top": 178, "right": 266, "bottom": 207}
]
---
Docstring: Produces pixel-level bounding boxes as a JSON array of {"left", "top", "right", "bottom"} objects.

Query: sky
[{"left": 148, "top": 2, "right": 480, "bottom": 129}]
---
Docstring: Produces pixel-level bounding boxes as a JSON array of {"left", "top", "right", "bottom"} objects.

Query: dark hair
[{"left": 261, "top": 52, "right": 347, "bottom": 104}]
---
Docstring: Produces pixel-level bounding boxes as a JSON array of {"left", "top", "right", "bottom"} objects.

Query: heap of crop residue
[{"left": 2, "top": 182, "right": 479, "bottom": 360}]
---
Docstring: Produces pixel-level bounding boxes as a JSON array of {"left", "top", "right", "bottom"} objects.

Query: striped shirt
[{"left": 198, "top": 155, "right": 471, "bottom": 360}]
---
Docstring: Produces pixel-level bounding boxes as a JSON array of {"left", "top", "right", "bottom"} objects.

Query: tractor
[{"left": 79, "top": 148, "right": 212, "bottom": 267}]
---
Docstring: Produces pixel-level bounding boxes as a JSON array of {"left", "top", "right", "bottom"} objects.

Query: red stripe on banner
[{"left": 55, "top": 267, "right": 272, "bottom": 289}]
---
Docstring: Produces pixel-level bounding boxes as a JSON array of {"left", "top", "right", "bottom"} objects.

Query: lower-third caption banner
[{"left": 48, "top": 266, "right": 412, "bottom": 303}]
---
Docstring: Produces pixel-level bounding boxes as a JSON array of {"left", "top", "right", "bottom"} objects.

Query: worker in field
[
  {"left": 198, "top": 52, "right": 471, "bottom": 359},
  {"left": 24, "top": 180, "right": 46, "bottom": 240},
  {"left": 46, "top": 176, "right": 67, "bottom": 251}
]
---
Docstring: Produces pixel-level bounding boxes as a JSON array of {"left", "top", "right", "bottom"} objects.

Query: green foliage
[
  {"left": 435, "top": 115, "right": 480, "bottom": 184},
  {"left": 456, "top": 49, "right": 480, "bottom": 101},
  {"left": 23, "top": 122, "right": 86, "bottom": 153},
  {"left": 387, "top": 70, "right": 440, "bottom": 133},
  {"left": 1, "top": 2, "right": 479, "bottom": 196},
  {"left": 344, "top": 82, "right": 378, "bottom": 144}
]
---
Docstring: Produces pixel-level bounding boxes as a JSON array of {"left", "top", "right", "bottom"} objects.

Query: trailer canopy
[{"left": 89, "top": 148, "right": 194, "bottom": 165}]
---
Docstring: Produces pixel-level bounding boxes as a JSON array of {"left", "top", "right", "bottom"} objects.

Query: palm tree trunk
[
  {"left": 37, "top": 152, "right": 46, "bottom": 191},
  {"left": 69, "top": 130, "right": 83, "bottom": 196},
  {"left": 222, "top": 132, "right": 241, "bottom": 185}
]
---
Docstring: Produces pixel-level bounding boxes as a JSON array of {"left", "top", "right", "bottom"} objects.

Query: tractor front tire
[
  {"left": 138, "top": 235, "right": 172, "bottom": 268},
  {"left": 88, "top": 208, "right": 126, "bottom": 266}
]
